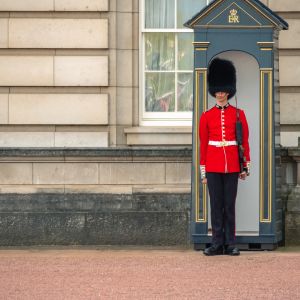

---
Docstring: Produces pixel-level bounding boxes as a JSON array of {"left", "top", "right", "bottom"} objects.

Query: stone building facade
[{"left": 0, "top": 0, "right": 299, "bottom": 246}]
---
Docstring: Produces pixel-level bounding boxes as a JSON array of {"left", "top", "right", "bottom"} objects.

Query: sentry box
[{"left": 185, "top": 0, "right": 288, "bottom": 250}]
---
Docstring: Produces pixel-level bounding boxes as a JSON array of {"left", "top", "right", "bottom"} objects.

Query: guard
[{"left": 199, "top": 58, "right": 251, "bottom": 256}]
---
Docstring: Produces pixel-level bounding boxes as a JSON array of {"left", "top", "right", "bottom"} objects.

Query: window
[{"left": 140, "top": 0, "right": 210, "bottom": 126}]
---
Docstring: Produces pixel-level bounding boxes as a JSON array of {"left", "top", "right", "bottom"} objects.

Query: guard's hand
[
  {"left": 239, "top": 171, "right": 247, "bottom": 180},
  {"left": 202, "top": 178, "right": 207, "bottom": 184}
]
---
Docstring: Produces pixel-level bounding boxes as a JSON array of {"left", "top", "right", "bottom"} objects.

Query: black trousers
[{"left": 206, "top": 172, "right": 239, "bottom": 246}]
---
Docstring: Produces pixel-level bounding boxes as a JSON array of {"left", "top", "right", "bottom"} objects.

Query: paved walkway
[{"left": 0, "top": 246, "right": 299, "bottom": 300}]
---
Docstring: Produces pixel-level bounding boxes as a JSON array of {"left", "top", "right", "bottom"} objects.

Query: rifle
[{"left": 235, "top": 96, "right": 246, "bottom": 174}]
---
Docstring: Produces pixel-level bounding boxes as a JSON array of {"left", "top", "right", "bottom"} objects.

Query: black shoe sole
[
  {"left": 224, "top": 251, "right": 240, "bottom": 256},
  {"left": 203, "top": 251, "right": 224, "bottom": 256}
]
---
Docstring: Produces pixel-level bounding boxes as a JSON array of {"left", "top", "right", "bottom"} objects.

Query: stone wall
[
  {"left": 0, "top": 193, "right": 190, "bottom": 246},
  {"left": 281, "top": 147, "right": 300, "bottom": 245},
  {"left": 0, "top": 0, "right": 111, "bottom": 147},
  {"left": 0, "top": 148, "right": 192, "bottom": 246},
  {"left": 2, "top": 146, "right": 300, "bottom": 246},
  {"left": 0, "top": 0, "right": 190, "bottom": 245},
  {"left": 268, "top": 0, "right": 300, "bottom": 147}
]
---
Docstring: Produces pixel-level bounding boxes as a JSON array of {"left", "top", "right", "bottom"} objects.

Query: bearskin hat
[{"left": 208, "top": 58, "right": 236, "bottom": 100}]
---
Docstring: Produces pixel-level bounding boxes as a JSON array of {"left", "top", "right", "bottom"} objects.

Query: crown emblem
[{"left": 230, "top": 9, "right": 237, "bottom": 16}]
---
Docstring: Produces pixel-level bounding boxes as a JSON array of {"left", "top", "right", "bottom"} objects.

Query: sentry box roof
[{"left": 184, "top": 0, "right": 288, "bottom": 30}]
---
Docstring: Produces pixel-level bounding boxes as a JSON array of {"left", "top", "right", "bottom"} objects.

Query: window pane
[
  {"left": 145, "top": 33, "right": 175, "bottom": 71},
  {"left": 178, "top": 33, "right": 193, "bottom": 70},
  {"left": 177, "top": 0, "right": 207, "bottom": 28},
  {"left": 177, "top": 73, "right": 193, "bottom": 111},
  {"left": 145, "top": 73, "right": 175, "bottom": 112},
  {"left": 145, "top": 0, "right": 175, "bottom": 28}
]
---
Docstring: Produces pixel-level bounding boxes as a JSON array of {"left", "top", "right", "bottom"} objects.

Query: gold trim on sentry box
[
  {"left": 194, "top": 25, "right": 273, "bottom": 28},
  {"left": 260, "top": 69, "right": 273, "bottom": 223},
  {"left": 258, "top": 42, "right": 274, "bottom": 52},
  {"left": 257, "top": 42, "right": 274, "bottom": 46},
  {"left": 190, "top": 0, "right": 223, "bottom": 27},
  {"left": 193, "top": 42, "right": 211, "bottom": 46},
  {"left": 245, "top": 0, "right": 278, "bottom": 27},
  {"left": 195, "top": 68, "right": 207, "bottom": 223}
]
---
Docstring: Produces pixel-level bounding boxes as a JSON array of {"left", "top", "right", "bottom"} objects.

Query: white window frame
[{"left": 139, "top": 0, "right": 210, "bottom": 126}]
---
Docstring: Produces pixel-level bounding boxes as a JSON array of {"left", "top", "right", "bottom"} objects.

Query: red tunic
[{"left": 199, "top": 103, "right": 250, "bottom": 174}]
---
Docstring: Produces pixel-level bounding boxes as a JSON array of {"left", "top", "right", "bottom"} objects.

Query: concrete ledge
[
  {"left": 286, "top": 148, "right": 300, "bottom": 157},
  {"left": 0, "top": 184, "right": 191, "bottom": 194},
  {"left": 125, "top": 127, "right": 192, "bottom": 146},
  {"left": 0, "top": 147, "right": 192, "bottom": 159}
]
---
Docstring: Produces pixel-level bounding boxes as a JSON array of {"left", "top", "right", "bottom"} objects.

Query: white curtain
[{"left": 145, "top": 0, "right": 175, "bottom": 28}]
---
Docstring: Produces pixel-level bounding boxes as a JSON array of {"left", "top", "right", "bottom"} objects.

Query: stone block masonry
[
  {"left": 0, "top": 193, "right": 190, "bottom": 246},
  {"left": 0, "top": 147, "right": 192, "bottom": 246}
]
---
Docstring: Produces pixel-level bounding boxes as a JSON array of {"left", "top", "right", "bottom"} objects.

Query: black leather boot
[
  {"left": 203, "top": 244, "right": 224, "bottom": 256},
  {"left": 224, "top": 246, "right": 240, "bottom": 256}
]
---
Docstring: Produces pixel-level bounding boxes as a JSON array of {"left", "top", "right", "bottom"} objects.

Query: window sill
[{"left": 124, "top": 127, "right": 192, "bottom": 145}]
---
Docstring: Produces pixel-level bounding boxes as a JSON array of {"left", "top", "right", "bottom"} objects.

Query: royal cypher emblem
[{"left": 228, "top": 9, "right": 240, "bottom": 23}]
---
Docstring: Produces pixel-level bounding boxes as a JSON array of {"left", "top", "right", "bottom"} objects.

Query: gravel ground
[{"left": 0, "top": 246, "right": 299, "bottom": 300}]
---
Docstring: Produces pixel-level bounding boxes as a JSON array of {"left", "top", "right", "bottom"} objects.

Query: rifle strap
[{"left": 235, "top": 95, "right": 240, "bottom": 122}]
